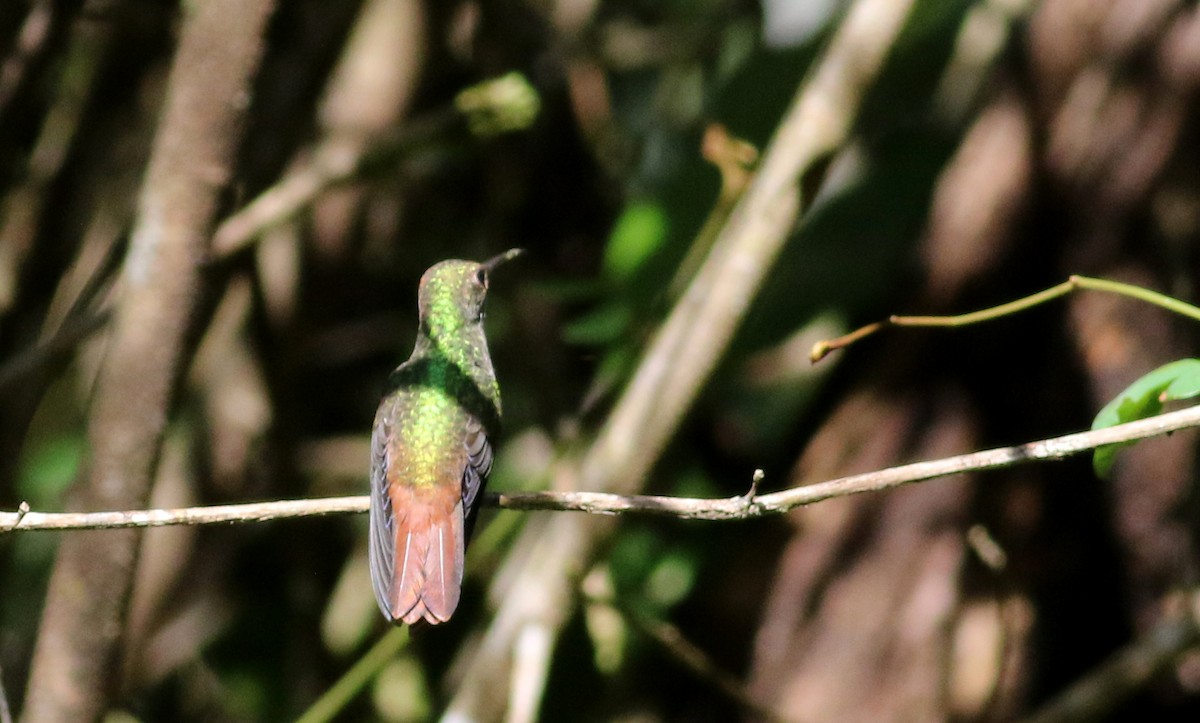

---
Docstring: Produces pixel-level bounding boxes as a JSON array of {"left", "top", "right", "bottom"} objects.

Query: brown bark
[{"left": 20, "top": 1, "right": 276, "bottom": 720}]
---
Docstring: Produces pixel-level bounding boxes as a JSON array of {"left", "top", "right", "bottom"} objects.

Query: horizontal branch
[{"left": 4, "top": 403, "right": 1200, "bottom": 532}]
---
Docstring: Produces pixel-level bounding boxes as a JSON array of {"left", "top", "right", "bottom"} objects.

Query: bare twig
[
  {"left": 209, "top": 115, "right": 446, "bottom": 259},
  {"left": 5, "top": 401, "right": 1197, "bottom": 533},
  {"left": 0, "top": 496, "right": 364, "bottom": 533},
  {"left": 210, "top": 73, "right": 538, "bottom": 259}
]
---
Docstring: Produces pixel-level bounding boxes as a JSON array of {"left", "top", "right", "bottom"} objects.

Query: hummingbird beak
[{"left": 480, "top": 248, "right": 525, "bottom": 274}]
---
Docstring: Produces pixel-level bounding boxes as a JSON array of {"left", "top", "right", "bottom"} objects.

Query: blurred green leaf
[
  {"left": 608, "top": 524, "right": 700, "bottom": 616},
  {"left": 224, "top": 668, "right": 270, "bottom": 721},
  {"left": 562, "top": 302, "right": 634, "bottom": 346},
  {"left": 321, "top": 543, "right": 376, "bottom": 657},
  {"left": 645, "top": 549, "right": 697, "bottom": 608},
  {"left": 672, "top": 465, "right": 720, "bottom": 499},
  {"left": 609, "top": 526, "right": 660, "bottom": 592},
  {"left": 372, "top": 656, "right": 431, "bottom": 723},
  {"left": 454, "top": 72, "right": 541, "bottom": 137},
  {"left": 1091, "top": 358, "right": 1200, "bottom": 478},
  {"left": 17, "top": 432, "right": 84, "bottom": 505},
  {"left": 583, "top": 567, "right": 630, "bottom": 675},
  {"left": 603, "top": 202, "right": 669, "bottom": 283}
]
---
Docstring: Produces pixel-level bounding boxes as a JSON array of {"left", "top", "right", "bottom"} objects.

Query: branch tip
[
  {"left": 738, "top": 469, "right": 765, "bottom": 515},
  {"left": 2, "top": 502, "right": 30, "bottom": 533},
  {"left": 749, "top": 469, "right": 764, "bottom": 497}
]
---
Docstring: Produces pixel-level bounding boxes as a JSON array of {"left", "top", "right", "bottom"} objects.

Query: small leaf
[{"left": 1091, "top": 359, "right": 1200, "bottom": 478}]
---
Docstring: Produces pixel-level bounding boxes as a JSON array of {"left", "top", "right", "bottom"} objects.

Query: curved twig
[{"left": 812, "top": 275, "right": 1200, "bottom": 361}]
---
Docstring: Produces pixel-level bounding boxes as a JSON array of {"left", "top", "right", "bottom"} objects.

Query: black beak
[{"left": 481, "top": 248, "right": 525, "bottom": 275}]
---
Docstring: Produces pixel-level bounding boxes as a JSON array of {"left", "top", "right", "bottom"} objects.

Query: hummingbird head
[{"left": 417, "top": 249, "right": 523, "bottom": 338}]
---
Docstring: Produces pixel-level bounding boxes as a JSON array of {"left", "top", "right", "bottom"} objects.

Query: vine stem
[{"left": 811, "top": 275, "right": 1200, "bottom": 361}]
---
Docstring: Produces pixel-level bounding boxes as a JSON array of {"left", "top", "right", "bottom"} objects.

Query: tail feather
[{"left": 388, "top": 492, "right": 466, "bottom": 625}]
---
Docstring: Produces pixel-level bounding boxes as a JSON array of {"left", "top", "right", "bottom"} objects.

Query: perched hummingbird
[{"left": 369, "top": 249, "right": 522, "bottom": 625}]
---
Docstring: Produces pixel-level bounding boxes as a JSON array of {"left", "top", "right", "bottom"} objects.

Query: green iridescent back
[{"left": 368, "top": 257, "right": 505, "bottom": 624}]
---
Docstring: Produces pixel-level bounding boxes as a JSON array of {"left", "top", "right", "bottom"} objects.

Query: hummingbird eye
[{"left": 475, "top": 268, "right": 488, "bottom": 288}]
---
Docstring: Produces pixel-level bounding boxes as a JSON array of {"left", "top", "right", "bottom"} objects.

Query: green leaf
[
  {"left": 603, "top": 202, "right": 668, "bottom": 283},
  {"left": 1091, "top": 358, "right": 1200, "bottom": 478}
]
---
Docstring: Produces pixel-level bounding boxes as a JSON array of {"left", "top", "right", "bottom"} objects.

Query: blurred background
[{"left": 2, "top": 0, "right": 1200, "bottom": 720}]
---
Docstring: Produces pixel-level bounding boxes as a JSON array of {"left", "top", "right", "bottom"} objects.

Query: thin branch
[
  {"left": 1020, "top": 590, "right": 1200, "bottom": 723},
  {"left": 0, "top": 496, "right": 365, "bottom": 532},
  {"left": 210, "top": 73, "right": 538, "bottom": 259},
  {"left": 209, "top": 114, "right": 449, "bottom": 259},
  {"left": 0, "top": 309, "right": 109, "bottom": 392},
  {"left": 582, "top": 569, "right": 787, "bottom": 722},
  {"left": 612, "top": 605, "right": 786, "bottom": 722},
  {"left": 0, "top": 0, "right": 55, "bottom": 116},
  {"left": 5, "top": 404, "right": 1199, "bottom": 533}
]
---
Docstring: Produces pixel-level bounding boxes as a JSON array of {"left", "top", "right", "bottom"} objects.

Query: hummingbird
[{"left": 369, "top": 249, "right": 522, "bottom": 625}]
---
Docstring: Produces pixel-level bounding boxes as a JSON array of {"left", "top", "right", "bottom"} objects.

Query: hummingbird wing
[
  {"left": 368, "top": 412, "right": 398, "bottom": 621},
  {"left": 461, "top": 415, "right": 494, "bottom": 530}
]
